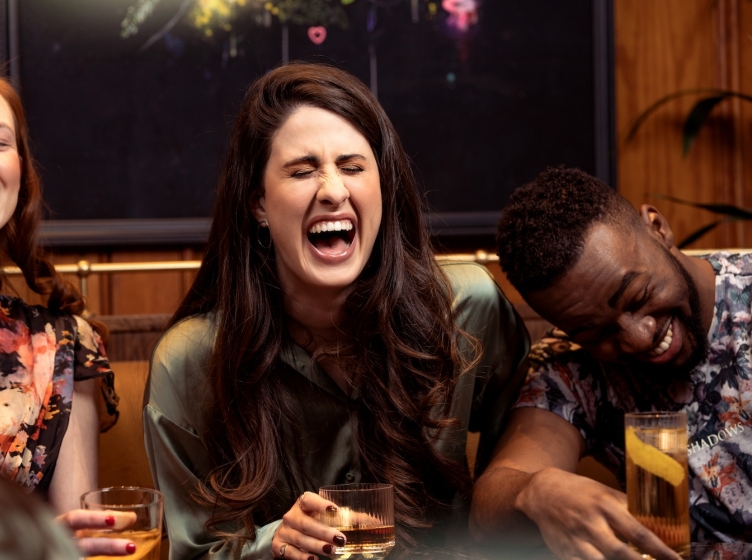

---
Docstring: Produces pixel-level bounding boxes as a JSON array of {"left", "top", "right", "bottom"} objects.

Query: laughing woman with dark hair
[{"left": 144, "top": 62, "right": 529, "bottom": 560}]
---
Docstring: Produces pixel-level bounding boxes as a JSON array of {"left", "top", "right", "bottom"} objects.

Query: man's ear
[
  {"left": 640, "top": 204, "right": 675, "bottom": 249},
  {"left": 251, "top": 193, "right": 267, "bottom": 224}
]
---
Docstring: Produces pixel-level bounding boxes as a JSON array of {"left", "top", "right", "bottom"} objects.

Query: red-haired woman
[
  {"left": 145, "top": 63, "right": 529, "bottom": 559},
  {"left": 0, "top": 78, "right": 133, "bottom": 556}
]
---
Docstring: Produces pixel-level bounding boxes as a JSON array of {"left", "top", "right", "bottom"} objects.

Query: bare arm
[
  {"left": 470, "top": 408, "right": 682, "bottom": 560},
  {"left": 49, "top": 378, "right": 138, "bottom": 556},
  {"left": 49, "top": 378, "right": 99, "bottom": 514}
]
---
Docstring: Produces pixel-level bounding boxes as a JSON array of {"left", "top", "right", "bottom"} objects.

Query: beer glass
[
  {"left": 319, "top": 483, "right": 395, "bottom": 559},
  {"left": 80, "top": 487, "right": 163, "bottom": 560},
  {"left": 625, "top": 412, "right": 690, "bottom": 556}
]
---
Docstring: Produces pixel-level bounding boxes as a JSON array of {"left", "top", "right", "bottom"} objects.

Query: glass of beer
[
  {"left": 80, "top": 486, "right": 163, "bottom": 560},
  {"left": 625, "top": 412, "right": 690, "bottom": 557},
  {"left": 319, "top": 483, "right": 394, "bottom": 559}
]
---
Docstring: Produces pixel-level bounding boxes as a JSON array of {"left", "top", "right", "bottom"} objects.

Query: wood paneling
[
  {"left": 99, "top": 361, "right": 154, "bottom": 490},
  {"left": 108, "top": 249, "right": 200, "bottom": 316},
  {"left": 615, "top": 0, "right": 752, "bottom": 249}
]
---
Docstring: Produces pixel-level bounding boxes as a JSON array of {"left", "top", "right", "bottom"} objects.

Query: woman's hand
[
  {"left": 272, "top": 492, "right": 347, "bottom": 560},
  {"left": 57, "top": 509, "right": 138, "bottom": 557}
]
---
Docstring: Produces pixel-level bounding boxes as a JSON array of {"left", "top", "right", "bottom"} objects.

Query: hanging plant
[{"left": 122, "top": 0, "right": 353, "bottom": 42}]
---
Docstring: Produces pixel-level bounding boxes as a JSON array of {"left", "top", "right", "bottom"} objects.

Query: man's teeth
[
  {"left": 650, "top": 322, "right": 673, "bottom": 356},
  {"left": 309, "top": 220, "right": 354, "bottom": 234}
]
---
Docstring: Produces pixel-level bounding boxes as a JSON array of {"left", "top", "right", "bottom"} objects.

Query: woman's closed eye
[
  {"left": 340, "top": 165, "right": 364, "bottom": 174},
  {"left": 290, "top": 168, "right": 315, "bottom": 179}
]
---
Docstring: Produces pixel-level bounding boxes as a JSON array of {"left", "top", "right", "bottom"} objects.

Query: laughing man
[{"left": 470, "top": 167, "right": 752, "bottom": 559}]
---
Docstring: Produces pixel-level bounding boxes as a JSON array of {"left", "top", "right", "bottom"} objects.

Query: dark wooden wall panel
[{"left": 615, "top": 0, "right": 752, "bottom": 249}]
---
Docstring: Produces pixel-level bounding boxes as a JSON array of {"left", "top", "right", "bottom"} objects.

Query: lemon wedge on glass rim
[{"left": 625, "top": 426, "right": 685, "bottom": 487}]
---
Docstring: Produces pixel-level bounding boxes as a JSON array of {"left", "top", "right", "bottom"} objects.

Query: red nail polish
[
  {"left": 333, "top": 535, "right": 346, "bottom": 546},
  {"left": 323, "top": 544, "right": 333, "bottom": 554},
  {"left": 308, "top": 556, "right": 316, "bottom": 560},
  {"left": 104, "top": 515, "right": 115, "bottom": 526},
  {"left": 325, "top": 505, "right": 338, "bottom": 513},
  {"left": 126, "top": 543, "right": 137, "bottom": 554}
]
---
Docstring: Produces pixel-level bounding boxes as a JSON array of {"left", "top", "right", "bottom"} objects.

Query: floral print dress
[
  {"left": 513, "top": 252, "right": 752, "bottom": 542},
  {"left": 0, "top": 294, "right": 117, "bottom": 493}
]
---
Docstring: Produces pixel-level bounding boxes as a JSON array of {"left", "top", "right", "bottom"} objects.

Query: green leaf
[
  {"left": 677, "top": 219, "right": 725, "bottom": 248},
  {"left": 683, "top": 95, "right": 730, "bottom": 155},
  {"left": 627, "top": 89, "right": 752, "bottom": 143},
  {"left": 650, "top": 194, "right": 752, "bottom": 219},
  {"left": 626, "top": 88, "right": 721, "bottom": 142}
]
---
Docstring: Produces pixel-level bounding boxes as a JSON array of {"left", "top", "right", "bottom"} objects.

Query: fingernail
[
  {"left": 333, "top": 535, "right": 346, "bottom": 546},
  {"left": 323, "top": 544, "right": 333, "bottom": 554},
  {"left": 104, "top": 515, "right": 115, "bottom": 527},
  {"left": 308, "top": 556, "right": 316, "bottom": 560},
  {"left": 126, "top": 543, "right": 137, "bottom": 555},
  {"left": 326, "top": 505, "right": 338, "bottom": 513}
]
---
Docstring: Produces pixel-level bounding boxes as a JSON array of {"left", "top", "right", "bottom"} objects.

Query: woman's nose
[
  {"left": 616, "top": 314, "right": 657, "bottom": 354},
  {"left": 316, "top": 172, "right": 349, "bottom": 206}
]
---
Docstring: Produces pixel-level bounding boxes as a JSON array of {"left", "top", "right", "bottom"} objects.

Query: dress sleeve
[
  {"left": 144, "top": 318, "right": 282, "bottom": 560},
  {"left": 73, "top": 316, "right": 119, "bottom": 431},
  {"left": 511, "top": 333, "right": 600, "bottom": 446}
]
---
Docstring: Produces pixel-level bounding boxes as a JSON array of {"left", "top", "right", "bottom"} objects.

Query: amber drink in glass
[
  {"left": 319, "top": 483, "right": 394, "bottom": 559},
  {"left": 625, "top": 412, "right": 690, "bottom": 557},
  {"left": 80, "top": 487, "right": 163, "bottom": 560}
]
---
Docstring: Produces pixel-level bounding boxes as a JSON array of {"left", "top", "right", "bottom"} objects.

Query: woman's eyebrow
[
  {"left": 335, "top": 154, "right": 367, "bottom": 163},
  {"left": 282, "top": 155, "right": 319, "bottom": 168}
]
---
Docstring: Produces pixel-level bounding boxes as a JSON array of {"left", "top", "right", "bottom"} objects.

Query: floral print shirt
[
  {"left": 513, "top": 252, "right": 752, "bottom": 543},
  {"left": 0, "top": 294, "right": 117, "bottom": 493}
]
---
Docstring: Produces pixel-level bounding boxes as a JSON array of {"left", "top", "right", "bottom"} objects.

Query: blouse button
[{"left": 345, "top": 472, "right": 355, "bottom": 482}]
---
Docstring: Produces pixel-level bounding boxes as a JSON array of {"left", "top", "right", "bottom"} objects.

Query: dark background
[{"left": 18, "top": 0, "right": 596, "bottom": 221}]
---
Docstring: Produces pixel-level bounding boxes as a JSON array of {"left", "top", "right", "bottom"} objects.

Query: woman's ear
[
  {"left": 251, "top": 193, "right": 267, "bottom": 224},
  {"left": 640, "top": 204, "right": 675, "bottom": 249}
]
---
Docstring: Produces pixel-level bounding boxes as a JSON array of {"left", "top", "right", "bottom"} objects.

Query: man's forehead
[{"left": 528, "top": 223, "right": 652, "bottom": 325}]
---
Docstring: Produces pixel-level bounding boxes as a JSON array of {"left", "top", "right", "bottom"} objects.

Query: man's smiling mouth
[{"left": 649, "top": 319, "right": 674, "bottom": 357}]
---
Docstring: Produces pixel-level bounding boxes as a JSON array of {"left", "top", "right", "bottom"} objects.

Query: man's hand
[{"left": 517, "top": 468, "right": 682, "bottom": 560}]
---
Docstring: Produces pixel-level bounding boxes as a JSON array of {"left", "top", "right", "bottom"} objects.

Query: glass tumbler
[
  {"left": 319, "top": 483, "right": 395, "bottom": 559},
  {"left": 625, "top": 411, "right": 690, "bottom": 557},
  {"left": 80, "top": 486, "right": 163, "bottom": 560}
]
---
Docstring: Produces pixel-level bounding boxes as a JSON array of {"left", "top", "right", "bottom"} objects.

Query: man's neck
[{"left": 676, "top": 251, "right": 717, "bottom": 334}]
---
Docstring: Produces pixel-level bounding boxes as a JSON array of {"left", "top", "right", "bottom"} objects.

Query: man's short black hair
[{"left": 497, "top": 166, "right": 640, "bottom": 294}]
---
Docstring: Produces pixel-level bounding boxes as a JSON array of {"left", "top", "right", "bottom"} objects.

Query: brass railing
[
  {"left": 3, "top": 248, "right": 743, "bottom": 298},
  {"left": 2, "top": 251, "right": 502, "bottom": 298}
]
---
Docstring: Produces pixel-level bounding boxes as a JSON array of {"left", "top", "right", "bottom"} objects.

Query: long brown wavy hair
[
  {"left": 0, "top": 78, "right": 92, "bottom": 319},
  {"left": 172, "top": 63, "right": 479, "bottom": 545}
]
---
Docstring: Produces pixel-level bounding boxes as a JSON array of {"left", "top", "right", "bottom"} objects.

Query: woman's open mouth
[{"left": 307, "top": 219, "right": 356, "bottom": 257}]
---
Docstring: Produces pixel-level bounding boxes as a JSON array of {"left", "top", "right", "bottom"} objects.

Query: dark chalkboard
[{"left": 9, "top": 0, "right": 612, "bottom": 239}]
